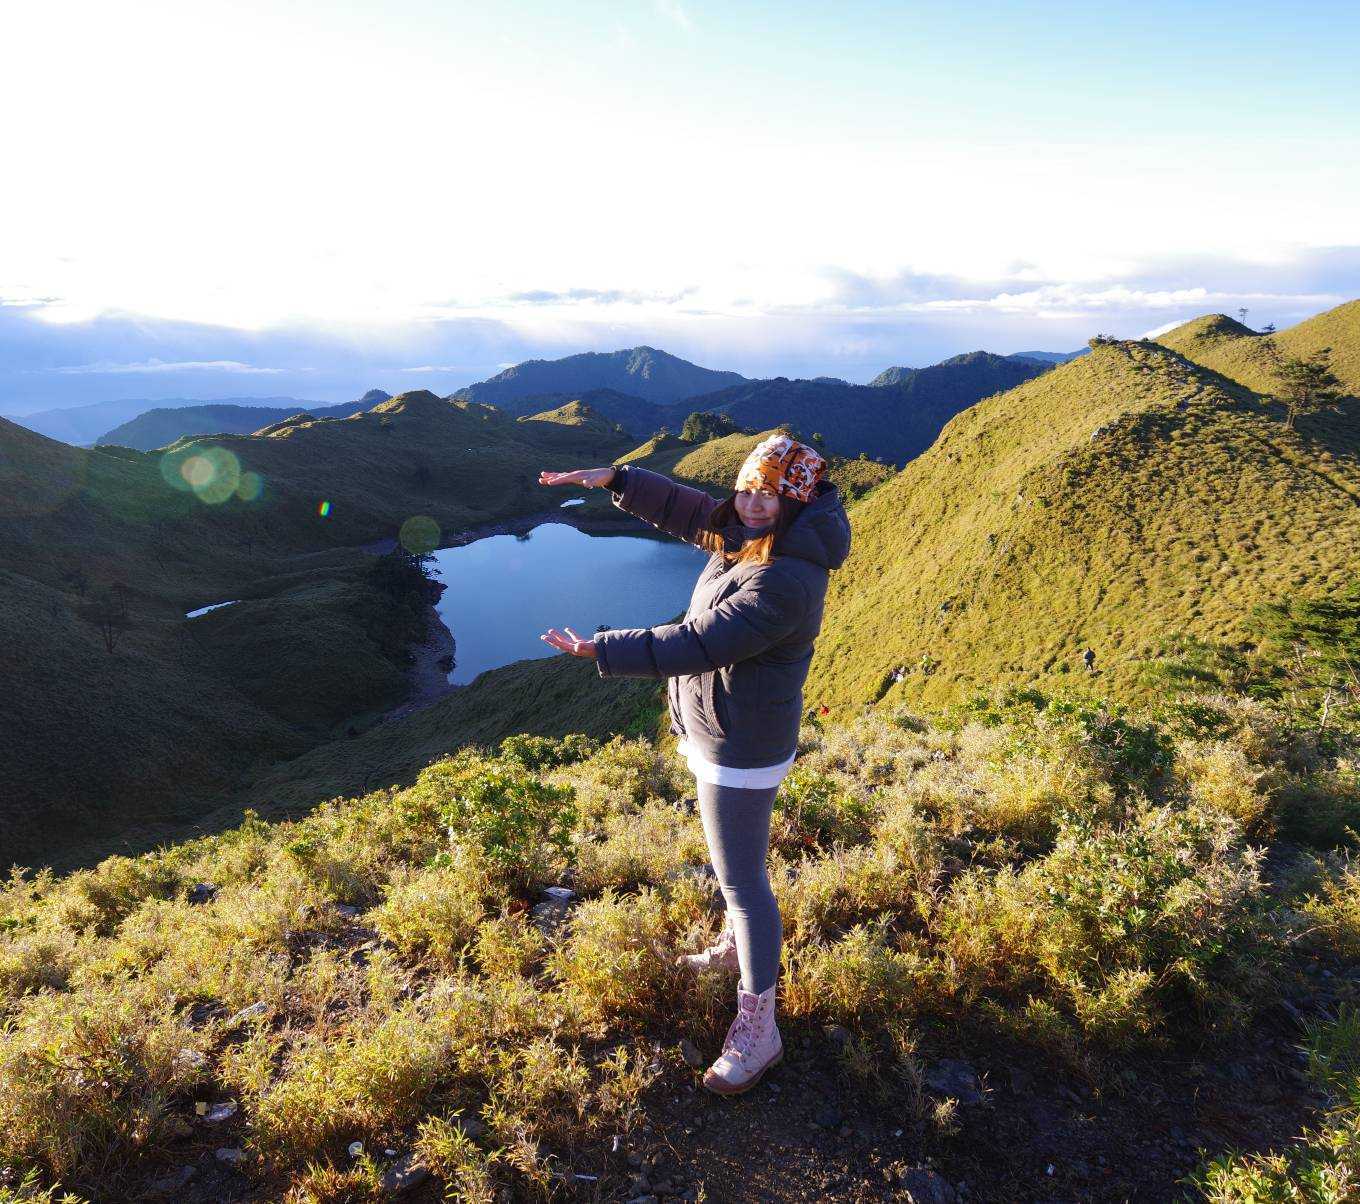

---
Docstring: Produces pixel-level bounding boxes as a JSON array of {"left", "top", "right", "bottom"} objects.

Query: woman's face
[{"left": 734, "top": 485, "right": 779, "bottom": 528}]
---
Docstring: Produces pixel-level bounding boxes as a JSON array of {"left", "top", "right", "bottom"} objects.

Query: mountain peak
[
  {"left": 1158, "top": 313, "right": 1258, "bottom": 346},
  {"left": 448, "top": 347, "right": 747, "bottom": 406}
]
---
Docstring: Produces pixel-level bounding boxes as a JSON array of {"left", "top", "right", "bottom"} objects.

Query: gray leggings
[{"left": 697, "top": 779, "right": 782, "bottom": 995}]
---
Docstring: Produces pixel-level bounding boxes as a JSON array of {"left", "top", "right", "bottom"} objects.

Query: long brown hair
[{"left": 696, "top": 492, "right": 805, "bottom": 567}]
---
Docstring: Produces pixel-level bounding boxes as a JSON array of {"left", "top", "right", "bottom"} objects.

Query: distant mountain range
[
  {"left": 449, "top": 345, "right": 746, "bottom": 405},
  {"left": 686, "top": 352, "right": 1051, "bottom": 464},
  {"left": 466, "top": 349, "right": 1051, "bottom": 465},
  {"left": 15, "top": 342, "right": 1088, "bottom": 455},
  {"left": 1006, "top": 349, "right": 1088, "bottom": 365},
  {"left": 95, "top": 390, "right": 392, "bottom": 451},
  {"left": 10, "top": 395, "right": 334, "bottom": 447}
]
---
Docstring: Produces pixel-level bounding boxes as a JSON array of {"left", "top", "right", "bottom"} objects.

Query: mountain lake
[{"left": 430, "top": 520, "right": 706, "bottom": 684}]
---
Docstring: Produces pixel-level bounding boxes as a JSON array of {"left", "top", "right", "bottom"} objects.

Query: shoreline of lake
[{"left": 371, "top": 499, "right": 673, "bottom": 723}]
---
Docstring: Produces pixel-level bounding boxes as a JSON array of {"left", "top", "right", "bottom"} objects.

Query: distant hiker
[
  {"left": 920, "top": 652, "right": 938, "bottom": 676},
  {"left": 1082, "top": 647, "right": 1096, "bottom": 673},
  {"left": 538, "top": 434, "right": 851, "bottom": 1095}
]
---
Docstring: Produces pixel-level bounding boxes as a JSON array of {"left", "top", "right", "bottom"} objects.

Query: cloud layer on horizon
[{"left": 3, "top": 245, "right": 1356, "bottom": 415}]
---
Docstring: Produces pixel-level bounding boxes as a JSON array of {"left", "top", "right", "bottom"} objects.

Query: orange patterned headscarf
[{"left": 734, "top": 434, "right": 828, "bottom": 503}]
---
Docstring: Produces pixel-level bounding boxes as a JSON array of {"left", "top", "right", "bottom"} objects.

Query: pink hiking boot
[
  {"left": 676, "top": 920, "right": 739, "bottom": 973},
  {"left": 702, "top": 984, "right": 782, "bottom": 1095}
]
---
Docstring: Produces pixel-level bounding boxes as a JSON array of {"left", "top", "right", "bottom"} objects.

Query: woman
[{"left": 538, "top": 433, "right": 852, "bottom": 1095}]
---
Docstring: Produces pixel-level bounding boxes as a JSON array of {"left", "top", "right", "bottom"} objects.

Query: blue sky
[{"left": 3, "top": 0, "right": 1358, "bottom": 411}]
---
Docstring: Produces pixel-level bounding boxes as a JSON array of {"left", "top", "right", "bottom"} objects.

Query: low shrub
[
  {"left": 786, "top": 919, "right": 932, "bottom": 1025},
  {"left": 1300, "top": 853, "right": 1360, "bottom": 959},
  {"left": 772, "top": 767, "right": 877, "bottom": 851},
  {"left": 372, "top": 850, "right": 507, "bottom": 966},
  {"left": 572, "top": 800, "right": 707, "bottom": 892},
  {"left": 420, "top": 758, "right": 577, "bottom": 886}
]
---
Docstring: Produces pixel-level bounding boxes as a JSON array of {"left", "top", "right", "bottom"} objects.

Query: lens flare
[
  {"left": 235, "top": 471, "right": 263, "bottom": 502},
  {"left": 159, "top": 447, "right": 195, "bottom": 492},
  {"left": 399, "top": 514, "right": 440, "bottom": 555},
  {"left": 160, "top": 445, "right": 241, "bottom": 504},
  {"left": 318, "top": 500, "right": 332, "bottom": 517}
]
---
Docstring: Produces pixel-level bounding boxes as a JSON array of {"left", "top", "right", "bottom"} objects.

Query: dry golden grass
[{"left": 2, "top": 686, "right": 1355, "bottom": 1199}]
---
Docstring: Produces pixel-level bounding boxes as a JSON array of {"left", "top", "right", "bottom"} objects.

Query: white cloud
[
  {"left": 1141, "top": 318, "right": 1188, "bottom": 339},
  {"left": 884, "top": 284, "right": 1345, "bottom": 322},
  {"left": 653, "top": 0, "right": 693, "bottom": 31},
  {"left": 50, "top": 358, "right": 288, "bottom": 375}
]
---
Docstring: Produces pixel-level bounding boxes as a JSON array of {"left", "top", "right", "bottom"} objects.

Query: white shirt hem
[{"left": 676, "top": 736, "right": 796, "bottom": 789}]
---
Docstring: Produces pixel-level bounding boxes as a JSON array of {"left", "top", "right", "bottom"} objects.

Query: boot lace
[{"left": 722, "top": 1001, "right": 764, "bottom": 1061}]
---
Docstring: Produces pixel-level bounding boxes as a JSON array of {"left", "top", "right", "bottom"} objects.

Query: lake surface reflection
[{"left": 430, "top": 521, "right": 705, "bottom": 684}]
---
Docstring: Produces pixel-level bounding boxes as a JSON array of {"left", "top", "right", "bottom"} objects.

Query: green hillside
[
  {"left": 484, "top": 387, "right": 665, "bottom": 436},
  {"left": 808, "top": 336, "right": 1360, "bottom": 712},
  {"left": 228, "top": 653, "right": 664, "bottom": 817},
  {"left": 1157, "top": 300, "right": 1360, "bottom": 397},
  {"left": 153, "top": 390, "right": 636, "bottom": 549},
  {"left": 0, "top": 396, "right": 640, "bottom": 869},
  {"left": 518, "top": 398, "right": 630, "bottom": 437}
]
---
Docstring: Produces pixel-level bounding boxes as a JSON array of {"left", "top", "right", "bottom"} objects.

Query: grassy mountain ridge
[
  {"left": 808, "top": 336, "right": 1360, "bottom": 711},
  {"left": 1156, "top": 299, "right": 1360, "bottom": 396},
  {"left": 154, "top": 389, "right": 637, "bottom": 548},
  {"left": 518, "top": 399, "right": 630, "bottom": 436},
  {"left": 470, "top": 386, "right": 663, "bottom": 435},
  {"left": 228, "top": 652, "right": 664, "bottom": 818}
]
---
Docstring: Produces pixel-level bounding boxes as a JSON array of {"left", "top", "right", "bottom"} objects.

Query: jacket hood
[{"left": 725, "top": 479, "right": 849, "bottom": 570}]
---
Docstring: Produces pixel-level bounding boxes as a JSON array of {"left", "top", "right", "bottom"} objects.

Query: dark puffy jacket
[{"left": 594, "top": 464, "right": 852, "bottom": 768}]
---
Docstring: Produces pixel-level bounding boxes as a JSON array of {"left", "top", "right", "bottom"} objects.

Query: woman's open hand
[
  {"left": 540, "top": 626, "right": 597, "bottom": 659},
  {"left": 539, "top": 467, "right": 616, "bottom": 489}
]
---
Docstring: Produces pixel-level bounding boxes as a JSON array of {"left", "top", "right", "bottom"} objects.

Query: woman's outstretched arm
[{"left": 539, "top": 464, "right": 722, "bottom": 549}]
